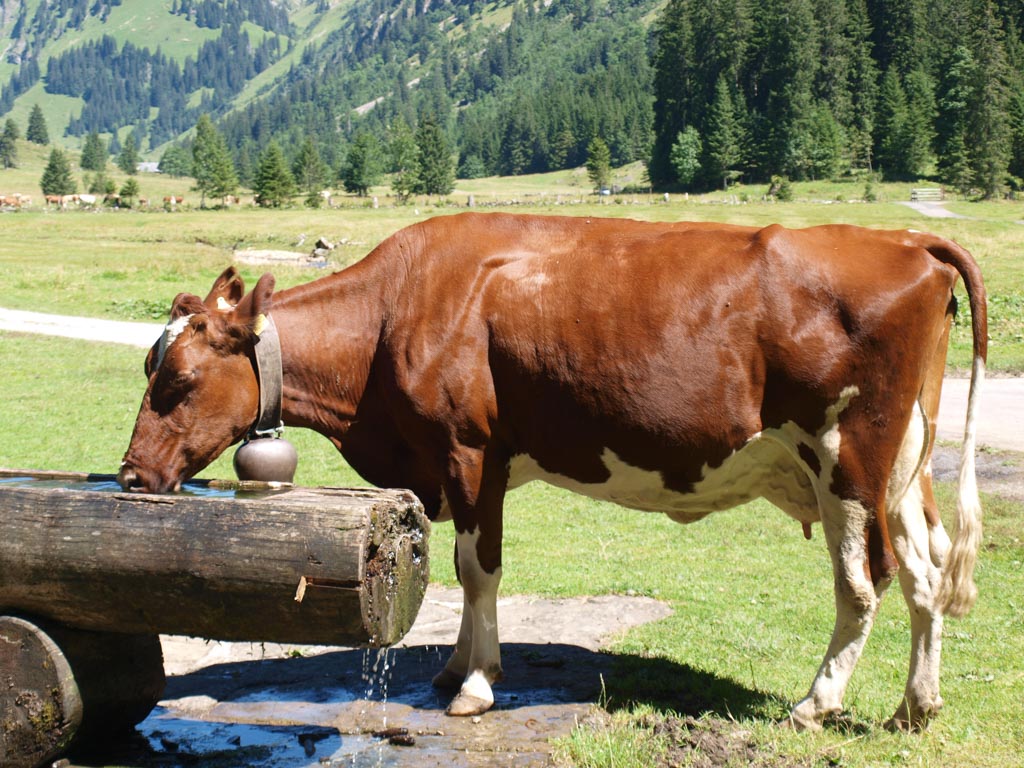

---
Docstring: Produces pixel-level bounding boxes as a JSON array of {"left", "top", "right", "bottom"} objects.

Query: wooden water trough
[{"left": 0, "top": 469, "right": 430, "bottom": 768}]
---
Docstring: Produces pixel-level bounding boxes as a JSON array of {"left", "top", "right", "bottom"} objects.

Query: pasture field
[
  {"left": 0, "top": 186, "right": 1022, "bottom": 371},
  {"left": 1, "top": 183, "right": 1022, "bottom": 767}
]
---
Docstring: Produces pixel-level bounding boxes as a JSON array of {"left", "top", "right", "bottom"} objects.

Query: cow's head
[{"left": 117, "top": 267, "right": 275, "bottom": 493}]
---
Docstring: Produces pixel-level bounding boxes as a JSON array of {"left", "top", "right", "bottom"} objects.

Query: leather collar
[{"left": 250, "top": 314, "right": 284, "bottom": 439}]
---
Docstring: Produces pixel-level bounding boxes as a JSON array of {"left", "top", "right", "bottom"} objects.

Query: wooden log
[
  {"left": 0, "top": 616, "right": 81, "bottom": 768},
  {"left": 0, "top": 616, "right": 164, "bottom": 767},
  {"left": 0, "top": 471, "right": 430, "bottom": 647}
]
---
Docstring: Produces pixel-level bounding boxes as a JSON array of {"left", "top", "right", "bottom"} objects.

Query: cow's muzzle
[{"left": 116, "top": 461, "right": 181, "bottom": 494}]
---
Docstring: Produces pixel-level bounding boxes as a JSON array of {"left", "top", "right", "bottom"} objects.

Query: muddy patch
[{"left": 933, "top": 444, "right": 1024, "bottom": 502}]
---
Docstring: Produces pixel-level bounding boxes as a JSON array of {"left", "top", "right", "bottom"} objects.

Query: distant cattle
[
  {"left": 0, "top": 195, "right": 20, "bottom": 209},
  {"left": 77, "top": 194, "right": 97, "bottom": 207},
  {"left": 45, "top": 195, "right": 63, "bottom": 207}
]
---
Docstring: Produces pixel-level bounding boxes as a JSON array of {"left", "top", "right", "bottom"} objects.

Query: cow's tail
[{"left": 918, "top": 234, "right": 988, "bottom": 618}]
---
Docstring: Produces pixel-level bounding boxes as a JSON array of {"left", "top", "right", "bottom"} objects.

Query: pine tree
[
  {"left": 254, "top": 140, "right": 295, "bottom": 207},
  {"left": 292, "top": 136, "right": 327, "bottom": 206},
  {"left": 548, "top": 121, "right": 577, "bottom": 171},
  {"left": 159, "top": 146, "right": 192, "bottom": 177},
  {"left": 26, "top": 104, "right": 49, "bottom": 145},
  {"left": 650, "top": 0, "right": 698, "bottom": 187},
  {"left": 751, "top": 0, "right": 819, "bottom": 178},
  {"left": 846, "top": 0, "right": 879, "bottom": 172},
  {"left": 388, "top": 118, "right": 420, "bottom": 203},
  {"left": 935, "top": 46, "right": 975, "bottom": 190},
  {"left": 586, "top": 136, "right": 612, "bottom": 191},
  {"left": 705, "top": 75, "right": 744, "bottom": 189},
  {"left": 80, "top": 131, "right": 107, "bottom": 171},
  {"left": 192, "top": 114, "right": 238, "bottom": 207},
  {"left": 804, "top": 105, "right": 845, "bottom": 180},
  {"left": 341, "top": 131, "right": 383, "bottom": 197},
  {"left": 969, "top": 1, "right": 1013, "bottom": 198},
  {"left": 0, "top": 118, "right": 19, "bottom": 169},
  {"left": 415, "top": 116, "right": 455, "bottom": 196},
  {"left": 875, "top": 67, "right": 911, "bottom": 178},
  {"left": 903, "top": 68, "right": 936, "bottom": 178},
  {"left": 119, "top": 177, "right": 140, "bottom": 206},
  {"left": 117, "top": 131, "right": 141, "bottom": 175},
  {"left": 40, "top": 148, "right": 76, "bottom": 196}
]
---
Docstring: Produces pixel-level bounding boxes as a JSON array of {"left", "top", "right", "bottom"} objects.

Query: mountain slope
[
  {"left": 0, "top": 0, "right": 661, "bottom": 179},
  {"left": 0, "top": 0, "right": 336, "bottom": 150}
]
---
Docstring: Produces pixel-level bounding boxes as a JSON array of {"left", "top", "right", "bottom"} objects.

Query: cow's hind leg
[
  {"left": 886, "top": 402, "right": 949, "bottom": 730},
  {"left": 786, "top": 388, "right": 898, "bottom": 729},
  {"left": 788, "top": 490, "right": 890, "bottom": 730},
  {"left": 886, "top": 478, "right": 946, "bottom": 729}
]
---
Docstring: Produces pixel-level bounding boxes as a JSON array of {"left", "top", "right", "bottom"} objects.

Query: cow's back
[{"left": 372, "top": 214, "right": 959, "bottom": 503}]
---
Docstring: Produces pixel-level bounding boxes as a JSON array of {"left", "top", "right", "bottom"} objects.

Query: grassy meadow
[{"left": 1, "top": 166, "right": 1023, "bottom": 767}]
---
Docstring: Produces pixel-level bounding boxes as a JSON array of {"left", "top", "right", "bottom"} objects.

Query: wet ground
[{"left": 65, "top": 588, "right": 671, "bottom": 768}]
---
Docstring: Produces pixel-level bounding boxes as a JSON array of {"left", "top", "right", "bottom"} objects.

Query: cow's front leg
[
  {"left": 446, "top": 528, "right": 503, "bottom": 716},
  {"left": 438, "top": 444, "right": 507, "bottom": 717},
  {"left": 431, "top": 539, "right": 475, "bottom": 691}
]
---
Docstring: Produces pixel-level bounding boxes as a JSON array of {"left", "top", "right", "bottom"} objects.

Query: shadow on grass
[{"left": 599, "top": 653, "right": 789, "bottom": 722}]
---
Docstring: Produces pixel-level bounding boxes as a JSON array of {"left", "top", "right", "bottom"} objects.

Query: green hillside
[
  {"left": 3, "top": 0, "right": 1024, "bottom": 199},
  {"left": 0, "top": 0, "right": 341, "bottom": 152}
]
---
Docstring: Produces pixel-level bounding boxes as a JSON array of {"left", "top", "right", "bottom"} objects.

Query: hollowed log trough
[{"left": 0, "top": 470, "right": 430, "bottom": 768}]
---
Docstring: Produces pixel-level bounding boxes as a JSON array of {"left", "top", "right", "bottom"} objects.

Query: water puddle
[
  {"left": 123, "top": 648, "right": 433, "bottom": 768},
  {"left": 143, "top": 713, "right": 352, "bottom": 766}
]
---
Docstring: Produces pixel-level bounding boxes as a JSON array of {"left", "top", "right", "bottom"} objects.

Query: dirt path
[{"left": 898, "top": 200, "right": 970, "bottom": 219}]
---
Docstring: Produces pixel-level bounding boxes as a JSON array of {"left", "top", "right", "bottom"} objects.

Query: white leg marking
[
  {"left": 790, "top": 495, "right": 881, "bottom": 730},
  {"left": 447, "top": 529, "right": 502, "bottom": 716},
  {"left": 888, "top": 481, "right": 945, "bottom": 729},
  {"left": 433, "top": 589, "right": 473, "bottom": 689},
  {"left": 887, "top": 404, "right": 945, "bottom": 729}
]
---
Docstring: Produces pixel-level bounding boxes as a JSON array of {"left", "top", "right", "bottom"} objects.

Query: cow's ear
[
  {"left": 204, "top": 266, "right": 246, "bottom": 311},
  {"left": 233, "top": 273, "right": 276, "bottom": 334},
  {"left": 169, "top": 292, "right": 207, "bottom": 321}
]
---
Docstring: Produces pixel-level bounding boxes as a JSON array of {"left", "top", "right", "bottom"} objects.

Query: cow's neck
[{"left": 268, "top": 261, "right": 393, "bottom": 446}]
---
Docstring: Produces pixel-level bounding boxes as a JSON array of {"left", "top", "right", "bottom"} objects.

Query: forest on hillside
[
  {"left": 213, "top": 0, "right": 1024, "bottom": 197},
  {"left": 649, "top": 0, "right": 1024, "bottom": 196},
  {"left": 2, "top": 0, "right": 1024, "bottom": 197}
]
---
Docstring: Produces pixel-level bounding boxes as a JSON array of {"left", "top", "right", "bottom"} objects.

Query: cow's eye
[{"left": 168, "top": 369, "right": 196, "bottom": 391}]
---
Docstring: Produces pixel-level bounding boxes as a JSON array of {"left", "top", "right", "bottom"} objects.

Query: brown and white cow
[{"left": 118, "top": 213, "right": 986, "bottom": 730}]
